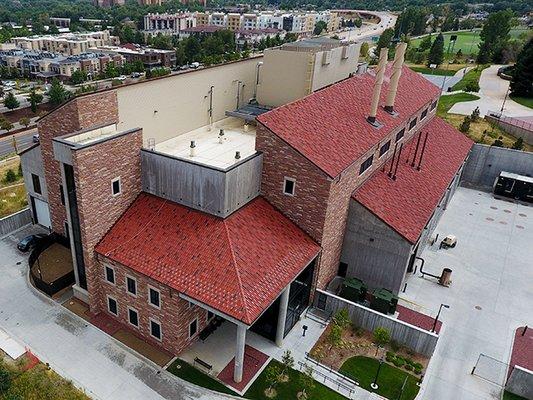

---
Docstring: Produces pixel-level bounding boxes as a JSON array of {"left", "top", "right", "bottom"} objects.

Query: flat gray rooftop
[{"left": 401, "top": 187, "right": 533, "bottom": 400}]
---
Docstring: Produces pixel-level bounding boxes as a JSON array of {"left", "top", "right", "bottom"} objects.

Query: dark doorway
[
  {"left": 338, "top": 262, "right": 348, "bottom": 278},
  {"left": 407, "top": 243, "right": 419, "bottom": 273},
  {"left": 250, "top": 297, "right": 279, "bottom": 342}
]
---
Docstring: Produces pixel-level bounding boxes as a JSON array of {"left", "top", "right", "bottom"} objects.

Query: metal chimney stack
[
  {"left": 189, "top": 140, "right": 196, "bottom": 157},
  {"left": 367, "top": 48, "right": 388, "bottom": 125},
  {"left": 384, "top": 42, "right": 407, "bottom": 114}
]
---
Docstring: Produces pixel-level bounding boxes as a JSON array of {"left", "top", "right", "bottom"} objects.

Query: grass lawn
[
  {"left": 166, "top": 359, "right": 236, "bottom": 395},
  {"left": 0, "top": 184, "right": 27, "bottom": 218},
  {"left": 451, "top": 65, "right": 489, "bottom": 92},
  {"left": 437, "top": 93, "right": 480, "bottom": 117},
  {"left": 0, "top": 358, "right": 90, "bottom": 400},
  {"left": 245, "top": 360, "right": 346, "bottom": 400},
  {"left": 339, "top": 356, "right": 419, "bottom": 400},
  {"left": 408, "top": 66, "right": 456, "bottom": 76},
  {"left": 510, "top": 95, "right": 533, "bottom": 109},
  {"left": 503, "top": 391, "right": 528, "bottom": 400}
]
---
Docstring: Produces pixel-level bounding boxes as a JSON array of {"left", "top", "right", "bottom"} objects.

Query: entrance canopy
[{"left": 96, "top": 193, "right": 320, "bottom": 325}]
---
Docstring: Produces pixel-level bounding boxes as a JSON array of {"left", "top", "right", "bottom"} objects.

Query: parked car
[
  {"left": 32, "top": 133, "right": 40, "bottom": 143},
  {"left": 180, "top": 64, "right": 190, "bottom": 70},
  {"left": 130, "top": 72, "right": 143, "bottom": 78},
  {"left": 116, "top": 75, "right": 127, "bottom": 81},
  {"left": 17, "top": 234, "right": 47, "bottom": 252},
  {"left": 190, "top": 62, "right": 201, "bottom": 69}
]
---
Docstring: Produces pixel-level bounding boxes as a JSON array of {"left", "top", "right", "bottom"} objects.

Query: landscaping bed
[
  {"left": 450, "top": 65, "right": 489, "bottom": 92},
  {"left": 0, "top": 156, "right": 27, "bottom": 218}
]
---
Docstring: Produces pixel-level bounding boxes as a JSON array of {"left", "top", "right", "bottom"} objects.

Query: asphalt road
[
  {"left": 331, "top": 11, "right": 397, "bottom": 43},
  {"left": 0, "top": 128, "right": 37, "bottom": 158}
]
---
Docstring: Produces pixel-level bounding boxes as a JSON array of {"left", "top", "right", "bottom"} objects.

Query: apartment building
[
  {"left": 11, "top": 31, "right": 118, "bottom": 56},
  {"left": 89, "top": 44, "right": 176, "bottom": 68},
  {"left": 93, "top": 0, "right": 125, "bottom": 7},
  {"left": 142, "top": 13, "right": 196, "bottom": 38},
  {"left": 20, "top": 39, "right": 471, "bottom": 387}
]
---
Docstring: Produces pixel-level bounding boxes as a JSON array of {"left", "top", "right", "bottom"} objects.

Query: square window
[
  {"left": 207, "top": 311, "right": 214, "bottom": 321},
  {"left": 395, "top": 128, "right": 405, "bottom": 142},
  {"left": 105, "top": 265, "right": 115, "bottom": 284},
  {"left": 149, "top": 287, "right": 161, "bottom": 308},
  {"left": 111, "top": 177, "right": 121, "bottom": 196},
  {"left": 359, "top": 155, "right": 373, "bottom": 175},
  {"left": 379, "top": 140, "right": 391, "bottom": 157},
  {"left": 189, "top": 318, "right": 198, "bottom": 338},
  {"left": 283, "top": 178, "right": 295, "bottom": 196},
  {"left": 128, "top": 308, "right": 139, "bottom": 327},
  {"left": 430, "top": 100, "right": 438, "bottom": 110},
  {"left": 409, "top": 118, "right": 417, "bottom": 130},
  {"left": 150, "top": 319, "right": 162, "bottom": 340},
  {"left": 421, "top": 108, "right": 428, "bottom": 120},
  {"left": 107, "top": 296, "right": 118, "bottom": 316},
  {"left": 31, "top": 174, "right": 41, "bottom": 195},
  {"left": 126, "top": 276, "right": 137, "bottom": 296}
]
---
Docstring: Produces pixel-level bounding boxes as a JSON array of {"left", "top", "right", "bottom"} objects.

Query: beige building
[
  {"left": 195, "top": 12, "right": 210, "bottom": 26},
  {"left": 227, "top": 14, "right": 242, "bottom": 31},
  {"left": 257, "top": 38, "right": 362, "bottom": 107}
]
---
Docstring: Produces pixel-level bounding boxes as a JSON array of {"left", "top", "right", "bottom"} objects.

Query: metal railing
[
  {"left": 297, "top": 360, "right": 360, "bottom": 398},
  {"left": 487, "top": 110, "right": 533, "bottom": 132}
]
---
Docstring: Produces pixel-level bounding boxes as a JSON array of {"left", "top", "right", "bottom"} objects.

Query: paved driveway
[
  {"left": 0, "top": 226, "right": 234, "bottom": 400},
  {"left": 449, "top": 65, "right": 533, "bottom": 117},
  {"left": 403, "top": 187, "right": 533, "bottom": 400}
]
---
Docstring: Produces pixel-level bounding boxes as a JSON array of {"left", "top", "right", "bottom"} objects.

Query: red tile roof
[
  {"left": 353, "top": 117, "right": 473, "bottom": 244},
  {"left": 257, "top": 65, "right": 440, "bottom": 178},
  {"left": 95, "top": 194, "right": 320, "bottom": 325}
]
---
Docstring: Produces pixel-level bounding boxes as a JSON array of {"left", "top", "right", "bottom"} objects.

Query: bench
[{"left": 194, "top": 357, "right": 213, "bottom": 373}]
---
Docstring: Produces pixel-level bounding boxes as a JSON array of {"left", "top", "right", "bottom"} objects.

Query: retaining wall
[
  {"left": 0, "top": 208, "right": 31, "bottom": 237},
  {"left": 461, "top": 144, "right": 533, "bottom": 190},
  {"left": 485, "top": 115, "right": 533, "bottom": 146},
  {"left": 506, "top": 366, "right": 533, "bottom": 399},
  {"left": 314, "top": 289, "right": 439, "bottom": 357}
]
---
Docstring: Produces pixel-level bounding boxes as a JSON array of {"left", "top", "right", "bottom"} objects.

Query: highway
[
  {"left": 0, "top": 128, "right": 37, "bottom": 158},
  {"left": 331, "top": 11, "right": 397, "bottom": 43}
]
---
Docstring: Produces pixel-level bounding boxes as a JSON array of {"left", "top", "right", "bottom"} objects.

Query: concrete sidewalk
[{"left": 0, "top": 226, "right": 235, "bottom": 400}]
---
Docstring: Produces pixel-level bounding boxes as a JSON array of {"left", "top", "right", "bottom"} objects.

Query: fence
[
  {"left": 29, "top": 233, "right": 75, "bottom": 297},
  {"left": 0, "top": 208, "right": 31, "bottom": 237},
  {"left": 314, "top": 289, "right": 439, "bottom": 357},
  {"left": 485, "top": 111, "right": 533, "bottom": 145}
]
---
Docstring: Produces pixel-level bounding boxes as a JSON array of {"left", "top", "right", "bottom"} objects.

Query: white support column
[
  {"left": 275, "top": 285, "right": 290, "bottom": 347},
  {"left": 234, "top": 324, "right": 247, "bottom": 383}
]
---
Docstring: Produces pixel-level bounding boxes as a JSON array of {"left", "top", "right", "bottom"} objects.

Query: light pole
[
  {"left": 432, "top": 303, "right": 449, "bottom": 332},
  {"left": 370, "top": 355, "right": 384, "bottom": 390},
  {"left": 500, "top": 84, "right": 511, "bottom": 114},
  {"left": 440, "top": 35, "right": 457, "bottom": 93}
]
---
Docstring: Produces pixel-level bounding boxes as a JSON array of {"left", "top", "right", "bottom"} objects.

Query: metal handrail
[
  {"left": 304, "top": 352, "right": 359, "bottom": 386},
  {"left": 297, "top": 360, "right": 359, "bottom": 398},
  {"left": 487, "top": 110, "right": 533, "bottom": 131}
]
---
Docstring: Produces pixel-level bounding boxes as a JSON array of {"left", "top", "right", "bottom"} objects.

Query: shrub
[
  {"left": 459, "top": 116, "right": 471, "bottom": 133},
  {"left": 464, "top": 81, "right": 480, "bottom": 92},
  {"left": 413, "top": 362, "right": 423, "bottom": 370},
  {"left": 405, "top": 364, "right": 413, "bottom": 371},
  {"left": 373, "top": 327, "right": 391, "bottom": 346},
  {"left": 390, "top": 340, "right": 400, "bottom": 352},
  {"left": 470, "top": 106, "right": 480, "bottom": 122},
  {"left": 405, "top": 358, "right": 415, "bottom": 366},
  {"left": 393, "top": 357, "right": 406, "bottom": 367},
  {"left": 0, "top": 363, "right": 11, "bottom": 393},
  {"left": 414, "top": 366, "right": 423, "bottom": 375},
  {"left": 385, "top": 351, "right": 395, "bottom": 362},
  {"left": 328, "top": 324, "right": 343, "bottom": 349},
  {"left": 334, "top": 309, "right": 350, "bottom": 329},
  {"left": 4, "top": 169, "right": 17, "bottom": 183}
]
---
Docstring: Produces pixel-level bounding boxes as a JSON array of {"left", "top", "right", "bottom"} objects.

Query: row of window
[{"left": 105, "top": 265, "right": 161, "bottom": 309}]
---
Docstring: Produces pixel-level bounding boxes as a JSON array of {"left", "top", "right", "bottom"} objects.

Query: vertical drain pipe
[
  {"left": 392, "top": 143, "right": 403, "bottom": 180},
  {"left": 411, "top": 131, "right": 423, "bottom": 167},
  {"left": 388, "top": 143, "right": 398, "bottom": 177},
  {"left": 367, "top": 48, "right": 388, "bottom": 125},
  {"left": 417, "top": 131, "right": 430, "bottom": 170},
  {"left": 206, "top": 85, "right": 214, "bottom": 131}
]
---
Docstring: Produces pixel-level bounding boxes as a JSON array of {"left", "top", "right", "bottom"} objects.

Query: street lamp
[
  {"left": 370, "top": 355, "right": 384, "bottom": 390},
  {"left": 432, "top": 303, "right": 449, "bottom": 332}
]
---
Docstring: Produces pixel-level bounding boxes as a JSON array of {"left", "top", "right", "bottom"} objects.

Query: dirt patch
[
  {"left": 62, "top": 297, "right": 91, "bottom": 321},
  {"left": 32, "top": 243, "right": 73, "bottom": 283},
  {"left": 113, "top": 329, "right": 173, "bottom": 367},
  {"left": 310, "top": 324, "right": 429, "bottom": 373}
]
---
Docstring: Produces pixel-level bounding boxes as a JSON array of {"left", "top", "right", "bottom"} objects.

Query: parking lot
[{"left": 402, "top": 187, "right": 533, "bottom": 400}]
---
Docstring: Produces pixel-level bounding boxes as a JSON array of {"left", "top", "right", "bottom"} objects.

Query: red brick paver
[
  {"left": 217, "top": 345, "right": 269, "bottom": 392},
  {"left": 397, "top": 305, "right": 442, "bottom": 334},
  {"left": 509, "top": 326, "right": 533, "bottom": 373}
]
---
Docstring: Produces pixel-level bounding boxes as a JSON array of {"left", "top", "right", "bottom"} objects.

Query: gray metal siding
[
  {"left": 20, "top": 146, "right": 48, "bottom": 202},
  {"left": 0, "top": 208, "right": 32, "bottom": 237},
  {"left": 340, "top": 199, "right": 412, "bottom": 294},
  {"left": 141, "top": 150, "right": 262, "bottom": 217}
]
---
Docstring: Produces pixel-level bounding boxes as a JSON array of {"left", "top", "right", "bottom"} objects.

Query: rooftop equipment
[
  {"left": 370, "top": 288, "right": 398, "bottom": 315},
  {"left": 189, "top": 140, "right": 196, "bottom": 157},
  {"left": 493, "top": 171, "right": 533, "bottom": 204},
  {"left": 339, "top": 277, "right": 367, "bottom": 303}
]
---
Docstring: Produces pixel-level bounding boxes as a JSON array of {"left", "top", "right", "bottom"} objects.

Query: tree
[
  {"left": 3, "top": 91, "right": 19, "bottom": 110},
  {"left": 512, "top": 137, "right": 524, "bottom": 150},
  {"left": 333, "top": 309, "right": 350, "bottom": 329},
  {"left": 0, "top": 119, "right": 14, "bottom": 133},
  {"left": 313, "top": 20, "right": 327, "bottom": 35},
  {"left": 19, "top": 117, "right": 30, "bottom": 128},
  {"left": 459, "top": 116, "right": 471, "bottom": 133},
  {"left": 264, "top": 364, "right": 280, "bottom": 398},
  {"left": 470, "top": 107, "right": 480, "bottom": 122},
  {"left": 373, "top": 327, "right": 391, "bottom": 346},
  {"left": 418, "top": 35, "right": 432, "bottom": 52},
  {"left": 29, "top": 87, "right": 43, "bottom": 113},
  {"left": 4, "top": 168, "right": 17, "bottom": 183},
  {"left": 70, "top": 69, "right": 87, "bottom": 85},
  {"left": 477, "top": 9, "right": 514, "bottom": 64},
  {"left": 328, "top": 323, "right": 343, "bottom": 349},
  {"left": 47, "top": 78, "right": 69, "bottom": 106},
  {"left": 492, "top": 137, "right": 504, "bottom": 147},
  {"left": 48, "top": 24, "right": 60, "bottom": 34},
  {"left": 298, "top": 364, "right": 315, "bottom": 400},
  {"left": 360, "top": 42, "right": 369, "bottom": 57},
  {"left": 280, "top": 350, "right": 294, "bottom": 382},
  {"left": 510, "top": 38, "right": 533, "bottom": 98},
  {"left": 427, "top": 33, "right": 444, "bottom": 67},
  {"left": 376, "top": 28, "right": 394, "bottom": 53}
]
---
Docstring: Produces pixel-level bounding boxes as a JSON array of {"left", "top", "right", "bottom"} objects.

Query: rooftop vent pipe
[
  {"left": 367, "top": 48, "right": 388, "bottom": 126},
  {"left": 219, "top": 129, "right": 225, "bottom": 143},
  {"left": 384, "top": 42, "right": 407, "bottom": 115},
  {"left": 189, "top": 140, "right": 196, "bottom": 157},
  {"left": 235, "top": 151, "right": 241, "bottom": 160}
]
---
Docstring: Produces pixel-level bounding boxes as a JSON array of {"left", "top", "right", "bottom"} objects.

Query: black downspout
[
  {"left": 392, "top": 143, "right": 403, "bottom": 180},
  {"left": 388, "top": 143, "right": 398, "bottom": 177},
  {"left": 417, "top": 131, "right": 430, "bottom": 170},
  {"left": 411, "top": 131, "right": 423, "bottom": 167}
]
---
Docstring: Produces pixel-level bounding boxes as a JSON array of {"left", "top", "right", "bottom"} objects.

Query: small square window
[
  {"left": 150, "top": 319, "right": 162, "bottom": 340},
  {"left": 149, "top": 287, "right": 161, "bottom": 308},
  {"left": 107, "top": 296, "right": 118, "bottom": 316},
  {"left": 283, "top": 178, "right": 295, "bottom": 196},
  {"left": 379, "top": 140, "right": 391, "bottom": 157},
  {"left": 126, "top": 276, "right": 137, "bottom": 296},
  {"left": 105, "top": 265, "right": 115, "bottom": 284},
  {"left": 128, "top": 308, "right": 139, "bottom": 327},
  {"left": 111, "top": 177, "right": 121, "bottom": 196},
  {"left": 189, "top": 318, "right": 198, "bottom": 338},
  {"left": 409, "top": 118, "right": 417, "bottom": 130},
  {"left": 395, "top": 128, "right": 405, "bottom": 142},
  {"left": 32, "top": 174, "right": 42, "bottom": 195},
  {"left": 359, "top": 155, "right": 373, "bottom": 175},
  {"left": 421, "top": 108, "right": 428, "bottom": 120}
]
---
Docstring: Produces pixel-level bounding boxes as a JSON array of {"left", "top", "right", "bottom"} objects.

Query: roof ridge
[{"left": 223, "top": 221, "right": 253, "bottom": 324}]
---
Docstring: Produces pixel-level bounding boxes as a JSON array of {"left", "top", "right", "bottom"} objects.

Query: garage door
[{"left": 33, "top": 197, "right": 51, "bottom": 229}]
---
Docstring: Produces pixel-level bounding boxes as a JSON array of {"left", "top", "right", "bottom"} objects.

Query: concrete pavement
[
  {"left": 449, "top": 65, "right": 533, "bottom": 117},
  {"left": 402, "top": 187, "right": 533, "bottom": 400},
  {"left": 0, "top": 225, "right": 236, "bottom": 400},
  {"left": 0, "top": 128, "right": 37, "bottom": 157}
]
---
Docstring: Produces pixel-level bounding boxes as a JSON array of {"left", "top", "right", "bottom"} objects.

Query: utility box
[
  {"left": 371, "top": 288, "right": 398, "bottom": 315},
  {"left": 339, "top": 278, "right": 367, "bottom": 303}
]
